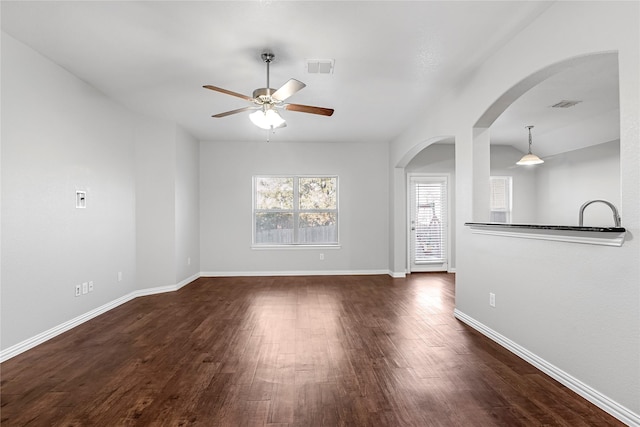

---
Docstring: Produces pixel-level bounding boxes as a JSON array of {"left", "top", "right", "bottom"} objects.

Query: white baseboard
[
  {"left": 201, "top": 269, "right": 393, "bottom": 277},
  {"left": 176, "top": 273, "right": 200, "bottom": 290},
  {"left": 0, "top": 273, "right": 201, "bottom": 363},
  {"left": 389, "top": 271, "right": 407, "bottom": 278},
  {"left": 131, "top": 273, "right": 200, "bottom": 298},
  {"left": 454, "top": 309, "right": 640, "bottom": 426}
]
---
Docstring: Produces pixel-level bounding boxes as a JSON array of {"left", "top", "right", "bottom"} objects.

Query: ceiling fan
[{"left": 203, "top": 52, "right": 334, "bottom": 130}]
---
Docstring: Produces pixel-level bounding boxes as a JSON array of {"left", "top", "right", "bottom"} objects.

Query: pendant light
[{"left": 516, "top": 125, "right": 544, "bottom": 165}]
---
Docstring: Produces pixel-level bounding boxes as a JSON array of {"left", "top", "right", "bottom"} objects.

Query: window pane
[
  {"left": 256, "top": 177, "right": 294, "bottom": 210},
  {"left": 255, "top": 212, "right": 294, "bottom": 244},
  {"left": 298, "top": 212, "right": 337, "bottom": 243},
  {"left": 489, "top": 176, "right": 512, "bottom": 223},
  {"left": 299, "top": 177, "right": 337, "bottom": 209},
  {"left": 490, "top": 177, "right": 508, "bottom": 210},
  {"left": 253, "top": 175, "right": 339, "bottom": 246}
]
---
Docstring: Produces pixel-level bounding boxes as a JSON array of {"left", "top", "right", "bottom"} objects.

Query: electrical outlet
[
  {"left": 82, "top": 282, "right": 88, "bottom": 295},
  {"left": 88, "top": 281, "right": 94, "bottom": 292},
  {"left": 489, "top": 292, "right": 496, "bottom": 307},
  {"left": 117, "top": 272, "right": 123, "bottom": 282},
  {"left": 187, "top": 257, "right": 191, "bottom": 265},
  {"left": 319, "top": 253, "right": 325, "bottom": 260},
  {"left": 75, "top": 284, "right": 81, "bottom": 297}
]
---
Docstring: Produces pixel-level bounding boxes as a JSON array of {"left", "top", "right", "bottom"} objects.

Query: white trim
[
  {"left": 130, "top": 273, "right": 199, "bottom": 298},
  {"left": 0, "top": 273, "right": 200, "bottom": 363},
  {"left": 201, "top": 270, "right": 391, "bottom": 277},
  {"left": 454, "top": 309, "right": 640, "bottom": 426},
  {"left": 176, "top": 273, "right": 200, "bottom": 289},
  {"left": 389, "top": 271, "right": 407, "bottom": 278},
  {"left": 467, "top": 224, "right": 625, "bottom": 246}
]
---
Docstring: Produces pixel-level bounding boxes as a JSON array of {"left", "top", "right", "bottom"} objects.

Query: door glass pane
[{"left": 414, "top": 181, "right": 446, "bottom": 263}]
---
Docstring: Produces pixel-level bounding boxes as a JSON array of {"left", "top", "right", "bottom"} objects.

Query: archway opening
[{"left": 474, "top": 52, "right": 620, "bottom": 226}]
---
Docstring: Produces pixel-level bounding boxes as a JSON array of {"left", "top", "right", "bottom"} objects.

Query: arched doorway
[{"left": 473, "top": 52, "right": 620, "bottom": 226}]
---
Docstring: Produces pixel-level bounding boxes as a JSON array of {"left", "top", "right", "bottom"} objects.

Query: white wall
[
  {"left": 135, "top": 119, "right": 201, "bottom": 289},
  {"left": 391, "top": 1, "right": 639, "bottom": 422},
  {"left": 405, "top": 143, "right": 456, "bottom": 270},
  {"left": 175, "top": 126, "right": 200, "bottom": 282},
  {"left": 200, "top": 140, "right": 389, "bottom": 274},
  {"left": 535, "top": 140, "right": 620, "bottom": 226},
  {"left": 135, "top": 118, "right": 176, "bottom": 290},
  {"left": 1, "top": 32, "right": 201, "bottom": 356},
  {"left": 1, "top": 33, "right": 137, "bottom": 349}
]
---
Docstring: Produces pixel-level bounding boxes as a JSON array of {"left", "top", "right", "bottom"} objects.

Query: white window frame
[
  {"left": 252, "top": 175, "right": 339, "bottom": 248},
  {"left": 489, "top": 176, "right": 512, "bottom": 223}
]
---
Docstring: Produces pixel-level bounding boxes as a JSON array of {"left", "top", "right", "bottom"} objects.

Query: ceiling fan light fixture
[
  {"left": 516, "top": 125, "right": 544, "bottom": 166},
  {"left": 249, "top": 108, "right": 285, "bottom": 130}
]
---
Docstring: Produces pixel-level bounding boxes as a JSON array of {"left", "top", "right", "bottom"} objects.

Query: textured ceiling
[{"left": 1, "top": 1, "right": 618, "bottom": 153}]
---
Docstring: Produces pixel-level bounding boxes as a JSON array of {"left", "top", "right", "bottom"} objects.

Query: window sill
[
  {"left": 464, "top": 222, "right": 626, "bottom": 247},
  {"left": 252, "top": 244, "right": 342, "bottom": 250}
]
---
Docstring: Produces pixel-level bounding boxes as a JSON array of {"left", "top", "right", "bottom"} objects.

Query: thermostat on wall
[{"left": 76, "top": 191, "right": 86, "bottom": 208}]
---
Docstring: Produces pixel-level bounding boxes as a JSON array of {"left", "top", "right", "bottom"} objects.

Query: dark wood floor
[{"left": 1, "top": 273, "right": 624, "bottom": 426}]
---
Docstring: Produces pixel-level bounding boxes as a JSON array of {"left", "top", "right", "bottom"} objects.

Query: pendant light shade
[
  {"left": 516, "top": 153, "right": 544, "bottom": 165},
  {"left": 516, "top": 125, "right": 544, "bottom": 165},
  {"left": 249, "top": 107, "right": 286, "bottom": 130}
]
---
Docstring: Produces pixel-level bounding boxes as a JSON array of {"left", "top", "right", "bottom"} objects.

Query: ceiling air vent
[
  {"left": 306, "top": 59, "right": 334, "bottom": 74},
  {"left": 550, "top": 100, "right": 582, "bottom": 108}
]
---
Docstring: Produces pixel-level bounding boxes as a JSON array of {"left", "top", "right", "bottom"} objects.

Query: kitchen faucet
[{"left": 578, "top": 200, "right": 621, "bottom": 227}]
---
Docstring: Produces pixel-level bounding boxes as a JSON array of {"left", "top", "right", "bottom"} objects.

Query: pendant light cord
[{"left": 527, "top": 125, "right": 534, "bottom": 154}]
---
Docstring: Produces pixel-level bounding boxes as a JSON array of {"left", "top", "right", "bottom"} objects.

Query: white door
[{"left": 409, "top": 175, "right": 448, "bottom": 272}]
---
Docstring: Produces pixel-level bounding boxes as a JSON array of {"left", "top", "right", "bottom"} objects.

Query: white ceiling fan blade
[{"left": 272, "top": 79, "right": 306, "bottom": 101}]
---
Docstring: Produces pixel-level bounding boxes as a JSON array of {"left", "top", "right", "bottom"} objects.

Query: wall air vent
[
  {"left": 306, "top": 59, "right": 334, "bottom": 74},
  {"left": 550, "top": 100, "right": 582, "bottom": 108}
]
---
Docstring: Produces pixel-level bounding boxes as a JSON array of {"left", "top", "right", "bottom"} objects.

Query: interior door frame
[{"left": 406, "top": 173, "right": 452, "bottom": 273}]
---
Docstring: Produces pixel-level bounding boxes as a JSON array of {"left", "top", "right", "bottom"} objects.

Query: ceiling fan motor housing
[{"left": 252, "top": 87, "right": 277, "bottom": 103}]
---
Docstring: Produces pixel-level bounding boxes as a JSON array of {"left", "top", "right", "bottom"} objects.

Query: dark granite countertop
[{"left": 464, "top": 222, "right": 626, "bottom": 233}]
